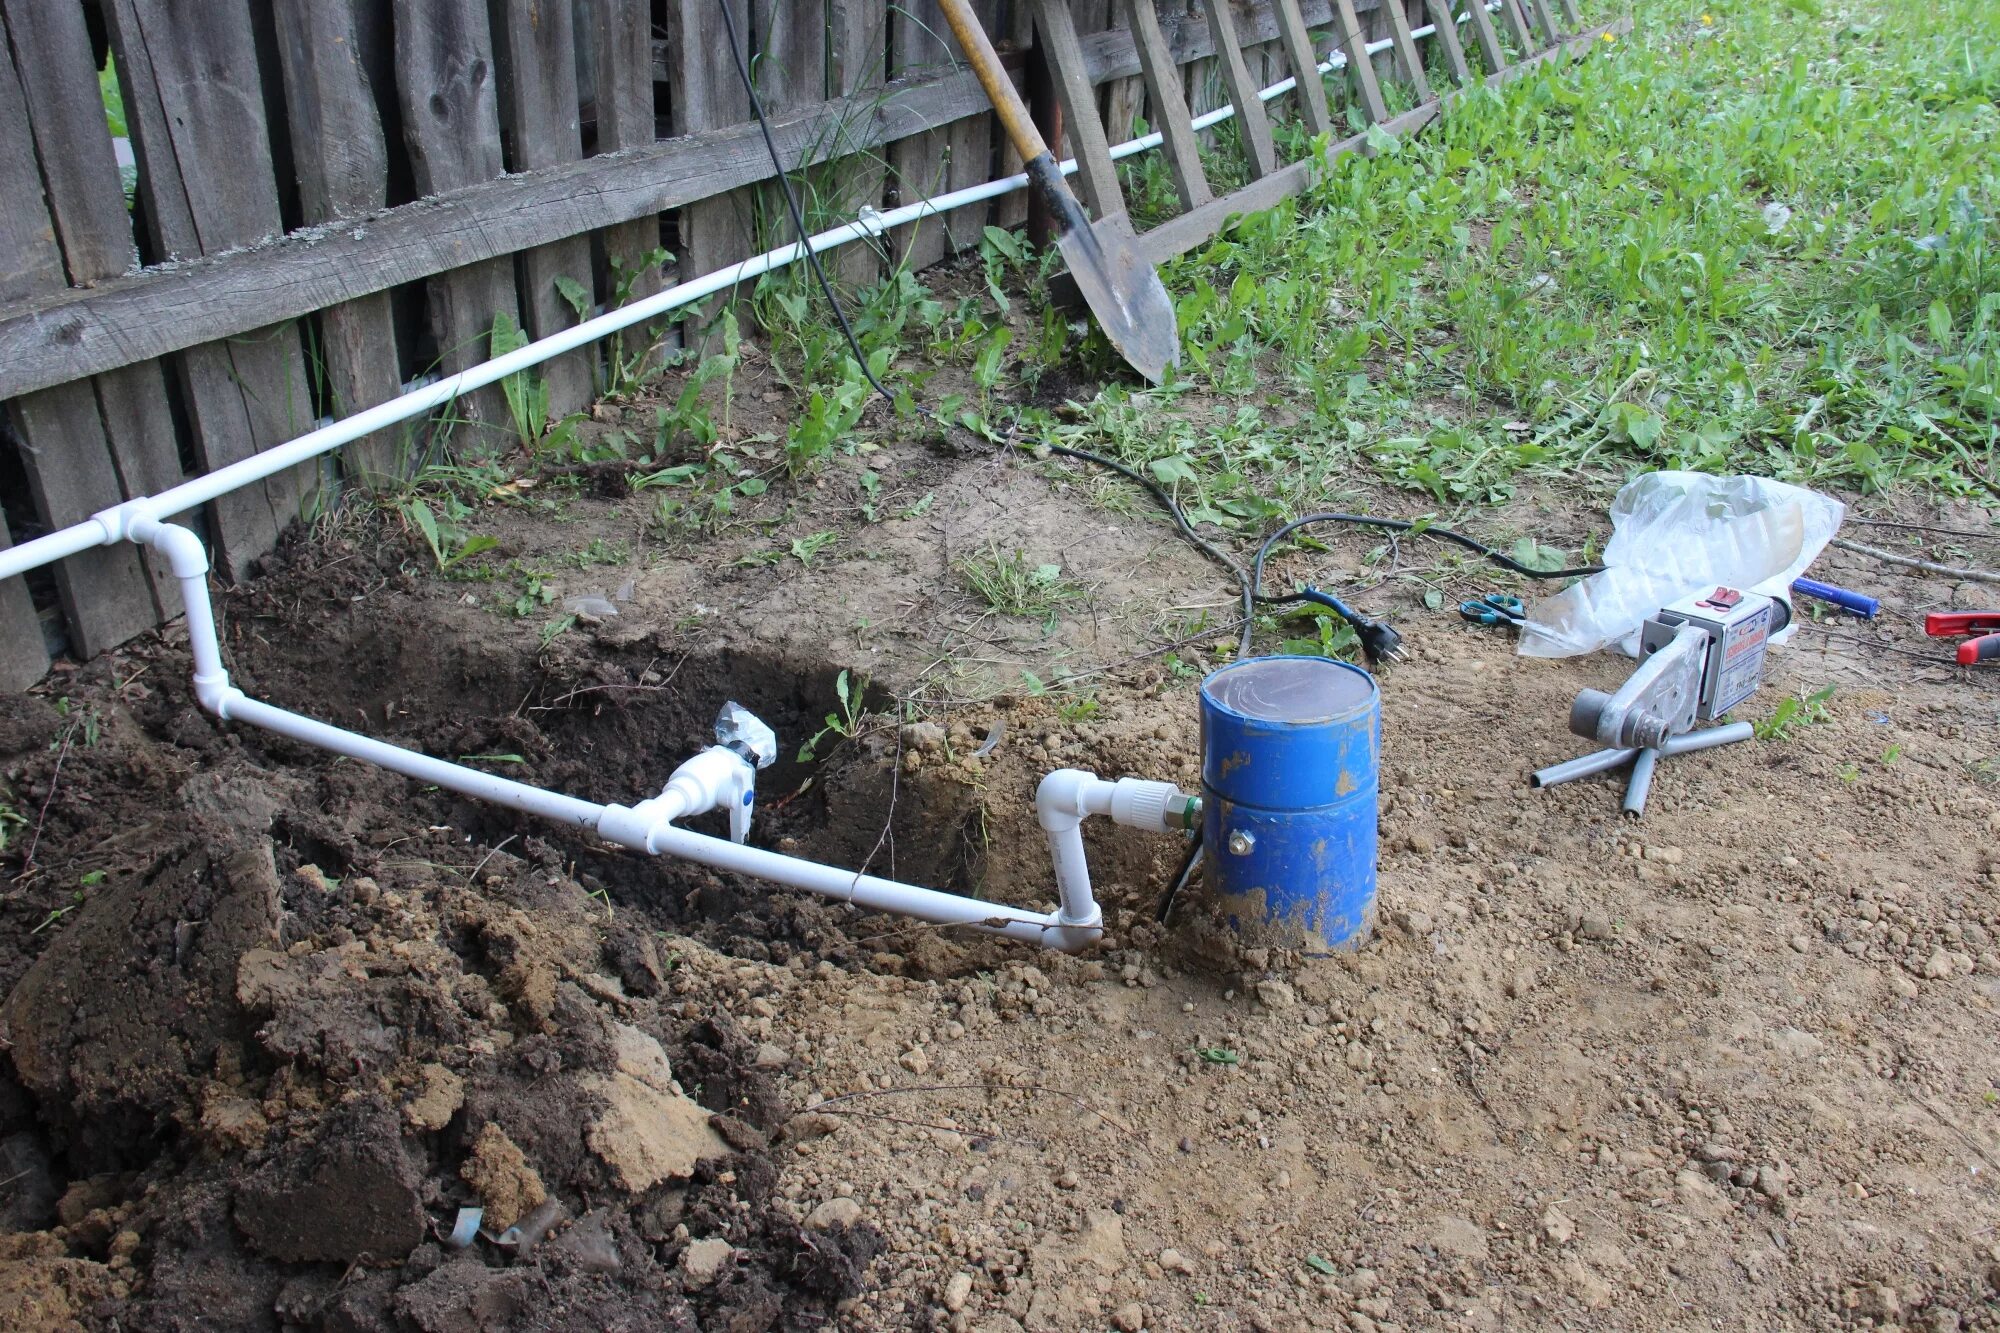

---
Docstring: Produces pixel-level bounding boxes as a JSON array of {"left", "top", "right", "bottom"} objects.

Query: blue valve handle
[{"left": 1791, "top": 577, "right": 1878, "bottom": 619}]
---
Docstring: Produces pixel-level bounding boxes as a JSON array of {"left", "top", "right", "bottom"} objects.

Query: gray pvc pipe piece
[
  {"left": 1621, "top": 746, "right": 1661, "bottom": 816},
  {"left": 1533, "top": 721, "right": 1757, "bottom": 792}
]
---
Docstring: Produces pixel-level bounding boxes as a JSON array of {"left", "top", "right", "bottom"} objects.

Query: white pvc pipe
[
  {"left": 0, "top": 6, "right": 1492, "bottom": 586},
  {"left": 647, "top": 823, "right": 1094, "bottom": 949},
  {"left": 123, "top": 516, "right": 1108, "bottom": 949}
]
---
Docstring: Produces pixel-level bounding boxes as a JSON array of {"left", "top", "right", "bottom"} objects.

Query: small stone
[
  {"left": 806, "top": 1197, "right": 863, "bottom": 1230},
  {"left": 681, "top": 1237, "right": 733, "bottom": 1284},
  {"left": 1889, "top": 970, "right": 1920, "bottom": 998},
  {"left": 1577, "top": 912, "right": 1613, "bottom": 941},
  {"left": 403, "top": 1063, "right": 465, "bottom": 1133},
  {"left": 1406, "top": 832, "right": 1436, "bottom": 855},
  {"left": 1924, "top": 949, "right": 1954, "bottom": 980},
  {"left": 1112, "top": 1302, "right": 1145, "bottom": 1332},
  {"left": 1789, "top": 934, "right": 1810, "bottom": 953},
  {"left": 460, "top": 1124, "right": 547, "bottom": 1233},
  {"left": 1853, "top": 1283, "right": 1901, "bottom": 1322},
  {"left": 1540, "top": 1206, "right": 1576, "bottom": 1245},
  {"left": 1159, "top": 1248, "right": 1195, "bottom": 1275},
  {"left": 1506, "top": 968, "right": 1537, "bottom": 999},
  {"left": 754, "top": 1042, "right": 790, "bottom": 1068},
  {"left": 943, "top": 1271, "right": 974, "bottom": 1312},
  {"left": 1254, "top": 980, "right": 1297, "bottom": 1010},
  {"left": 1392, "top": 909, "right": 1434, "bottom": 937},
  {"left": 902, "top": 721, "right": 947, "bottom": 753},
  {"left": 899, "top": 1047, "right": 931, "bottom": 1075},
  {"left": 1344, "top": 1044, "right": 1374, "bottom": 1071},
  {"left": 1055, "top": 1169, "right": 1080, "bottom": 1190}
]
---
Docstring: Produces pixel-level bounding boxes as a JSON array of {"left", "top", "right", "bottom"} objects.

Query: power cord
[{"left": 1242, "top": 513, "right": 1607, "bottom": 660}]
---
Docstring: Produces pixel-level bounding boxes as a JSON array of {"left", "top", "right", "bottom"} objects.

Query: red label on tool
[{"left": 1696, "top": 587, "right": 1743, "bottom": 612}]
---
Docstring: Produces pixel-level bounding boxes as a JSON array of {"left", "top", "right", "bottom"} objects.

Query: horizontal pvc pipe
[
  {"left": 226, "top": 697, "right": 608, "bottom": 830},
  {"left": 1530, "top": 743, "right": 1638, "bottom": 788},
  {"left": 648, "top": 823, "right": 1094, "bottom": 949}
]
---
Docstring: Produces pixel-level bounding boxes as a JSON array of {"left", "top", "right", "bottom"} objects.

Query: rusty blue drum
[{"left": 1200, "top": 656, "right": 1380, "bottom": 951}]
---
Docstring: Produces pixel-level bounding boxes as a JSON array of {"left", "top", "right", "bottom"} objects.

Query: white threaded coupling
[{"left": 1107, "top": 778, "right": 1196, "bottom": 834}]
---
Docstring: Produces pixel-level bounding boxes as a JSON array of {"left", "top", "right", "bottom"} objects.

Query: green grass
[
  {"left": 957, "top": 547, "right": 1085, "bottom": 622},
  {"left": 1047, "top": 0, "right": 2000, "bottom": 526}
]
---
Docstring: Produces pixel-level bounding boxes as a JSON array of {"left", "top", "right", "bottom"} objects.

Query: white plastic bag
[{"left": 1518, "top": 472, "right": 1844, "bottom": 659}]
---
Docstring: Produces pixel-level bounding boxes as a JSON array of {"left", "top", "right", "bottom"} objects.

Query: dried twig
[
  {"left": 1830, "top": 537, "right": 2000, "bottom": 584},
  {"left": 1846, "top": 517, "right": 2000, "bottom": 542},
  {"left": 19, "top": 721, "right": 76, "bottom": 874}
]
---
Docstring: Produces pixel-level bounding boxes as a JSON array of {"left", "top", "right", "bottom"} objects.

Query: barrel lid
[{"left": 1202, "top": 655, "right": 1375, "bottom": 725}]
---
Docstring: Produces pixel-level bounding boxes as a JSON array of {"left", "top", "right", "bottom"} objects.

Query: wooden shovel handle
[{"left": 935, "top": 0, "right": 1050, "bottom": 162}]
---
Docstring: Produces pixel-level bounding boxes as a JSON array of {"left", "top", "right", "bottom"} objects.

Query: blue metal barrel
[{"left": 1199, "top": 655, "right": 1380, "bottom": 951}]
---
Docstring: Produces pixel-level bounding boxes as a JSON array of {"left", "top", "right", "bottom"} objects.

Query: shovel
[{"left": 935, "top": 0, "right": 1180, "bottom": 384}]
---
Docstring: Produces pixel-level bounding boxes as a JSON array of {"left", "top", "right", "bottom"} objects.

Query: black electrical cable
[
  {"left": 1240, "top": 512, "right": 1607, "bottom": 658},
  {"left": 1155, "top": 830, "right": 1204, "bottom": 925}
]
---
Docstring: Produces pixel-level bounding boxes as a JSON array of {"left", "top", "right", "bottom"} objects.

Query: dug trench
[
  {"left": 4, "top": 477, "right": 2000, "bottom": 1331},
  {"left": 0, "top": 513, "right": 1203, "bottom": 1332}
]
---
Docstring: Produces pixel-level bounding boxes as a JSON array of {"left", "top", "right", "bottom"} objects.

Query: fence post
[
  {"left": 392, "top": 0, "right": 522, "bottom": 452},
  {"left": 1, "top": 0, "right": 181, "bottom": 656},
  {"left": 492, "top": 0, "right": 595, "bottom": 418},
  {"left": 273, "top": 0, "right": 409, "bottom": 487}
]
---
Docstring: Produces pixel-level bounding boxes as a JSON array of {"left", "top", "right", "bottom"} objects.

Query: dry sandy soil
[{"left": 2, "top": 390, "right": 1999, "bottom": 1332}]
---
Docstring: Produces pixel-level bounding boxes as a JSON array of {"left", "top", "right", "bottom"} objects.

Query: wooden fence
[{"left": 0, "top": 0, "right": 1584, "bottom": 690}]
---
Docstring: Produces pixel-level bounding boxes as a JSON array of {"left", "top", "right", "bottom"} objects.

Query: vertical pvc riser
[{"left": 1200, "top": 656, "right": 1381, "bottom": 951}]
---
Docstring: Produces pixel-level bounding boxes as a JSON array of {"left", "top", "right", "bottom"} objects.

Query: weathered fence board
[
  {"left": 1459, "top": 0, "right": 1510, "bottom": 73},
  {"left": 0, "top": 43, "right": 158, "bottom": 654},
  {"left": 1031, "top": 0, "right": 1124, "bottom": 219},
  {"left": 1199, "top": 0, "right": 1279, "bottom": 179},
  {"left": 394, "top": 0, "right": 520, "bottom": 448},
  {"left": 1377, "top": 0, "right": 1431, "bottom": 101},
  {"left": 274, "top": 0, "right": 406, "bottom": 484},
  {"left": 1126, "top": 0, "right": 1210, "bottom": 211},
  {"left": 104, "top": 0, "right": 317, "bottom": 580},
  {"left": 890, "top": 0, "right": 995, "bottom": 270},
  {"left": 1423, "top": 0, "right": 1473, "bottom": 85},
  {"left": 0, "top": 0, "right": 188, "bottom": 640},
  {"left": 829, "top": 0, "right": 891, "bottom": 285},
  {"left": 664, "top": 0, "right": 754, "bottom": 342},
  {"left": 493, "top": 0, "right": 595, "bottom": 417},
  {"left": 583, "top": 0, "right": 670, "bottom": 368},
  {"left": 4, "top": 0, "right": 184, "bottom": 617},
  {"left": 1273, "top": 0, "right": 1335, "bottom": 134},
  {"left": 0, "top": 511, "right": 48, "bottom": 691},
  {"left": 1327, "top": 0, "right": 1389, "bottom": 122}
]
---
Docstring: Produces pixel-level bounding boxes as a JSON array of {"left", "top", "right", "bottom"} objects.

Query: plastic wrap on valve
[{"left": 1518, "top": 471, "right": 1844, "bottom": 659}]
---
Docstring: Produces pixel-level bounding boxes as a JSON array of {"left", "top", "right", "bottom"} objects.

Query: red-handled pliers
[{"left": 1924, "top": 612, "right": 2000, "bottom": 664}]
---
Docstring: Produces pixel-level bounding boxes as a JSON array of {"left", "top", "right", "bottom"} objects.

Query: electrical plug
[
  {"left": 1296, "top": 587, "right": 1404, "bottom": 667},
  {"left": 1349, "top": 612, "right": 1405, "bottom": 666}
]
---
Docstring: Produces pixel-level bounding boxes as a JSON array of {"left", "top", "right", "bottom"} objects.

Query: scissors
[{"left": 1458, "top": 593, "right": 1525, "bottom": 628}]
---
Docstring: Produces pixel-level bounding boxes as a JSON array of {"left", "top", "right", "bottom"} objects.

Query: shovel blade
[{"left": 1056, "top": 212, "right": 1179, "bottom": 385}]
